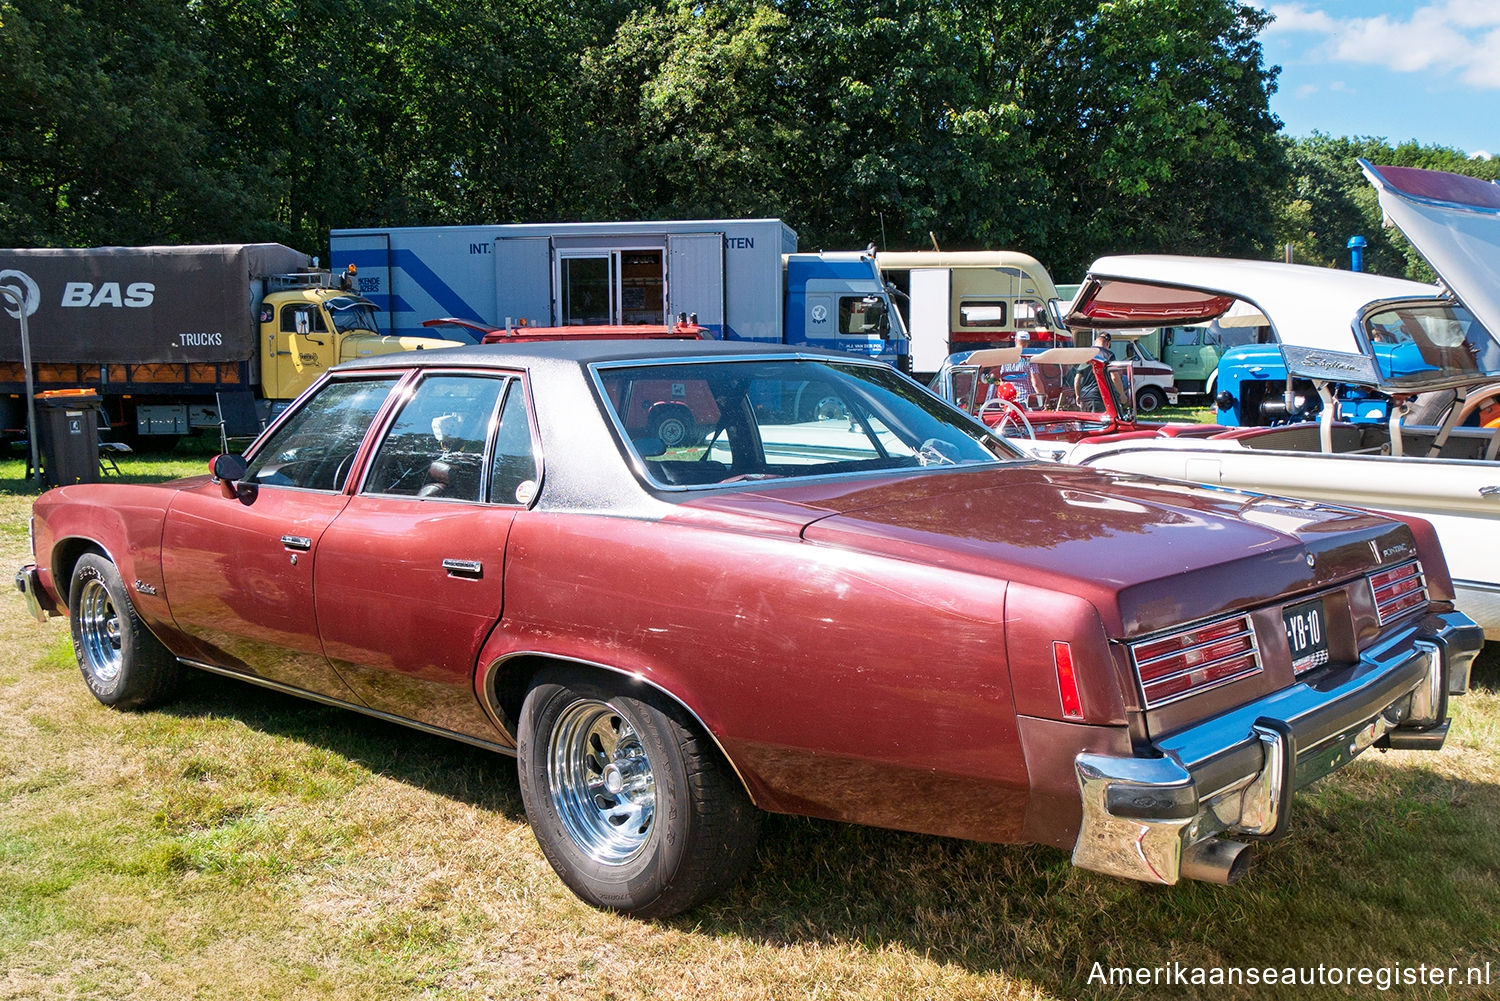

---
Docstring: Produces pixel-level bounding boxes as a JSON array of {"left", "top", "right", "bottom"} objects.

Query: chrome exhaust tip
[{"left": 1181, "top": 838, "right": 1254, "bottom": 885}]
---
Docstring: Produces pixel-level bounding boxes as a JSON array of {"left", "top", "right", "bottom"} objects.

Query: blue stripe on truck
[{"left": 338, "top": 248, "right": 484, "bottom": 322}]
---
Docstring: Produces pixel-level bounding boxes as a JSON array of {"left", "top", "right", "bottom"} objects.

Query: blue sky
[{"left": 1260, "top": 1, "right": 1497, "bottom": 158}]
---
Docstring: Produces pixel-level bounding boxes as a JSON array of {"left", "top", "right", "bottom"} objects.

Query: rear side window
[
  {"left": 244, "top": 378, "right": 399, "bottom": 490},
  {"left": 490, "top": 383, "right": 540, "bottom": 505}
]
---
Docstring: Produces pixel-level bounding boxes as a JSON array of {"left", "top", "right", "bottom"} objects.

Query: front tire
[
  {"left": 517, "top": 668, "right": 760, "bottom": 917},
  {"left": 68, "top": 553, "right": 181, "bottom": 709},
  {"left": 1135, "top": 386, "right": 1167, "bottom": 414}
]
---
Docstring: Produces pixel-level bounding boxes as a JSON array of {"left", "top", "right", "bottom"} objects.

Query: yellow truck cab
[{"left": 259, "top": 272, "right": 459, "bottom": 400}]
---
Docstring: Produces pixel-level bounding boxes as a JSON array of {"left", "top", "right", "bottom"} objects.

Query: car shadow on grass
[
  {"left": 156, "top": 667, "right": 526, "bottom": 822},
  {"left": 152, "top": 657, "right": 1499, "bottom": 1000}
]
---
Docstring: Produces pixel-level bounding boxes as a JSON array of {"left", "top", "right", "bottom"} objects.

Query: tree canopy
[{"left": 0, "top": 0, "right": 1493, "bottom": 283}]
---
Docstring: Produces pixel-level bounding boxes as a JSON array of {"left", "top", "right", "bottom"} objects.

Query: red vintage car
[{"left": 16, "top": 340, "right": 1483, "bottom": 916}]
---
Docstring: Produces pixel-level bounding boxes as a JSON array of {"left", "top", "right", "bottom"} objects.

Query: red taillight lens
[
  {"left": 1053, "top": 641, "right": 1084, "bottom": 720},
  {"left": 1369, "top": 560, "right": 1427, "bottom": 624},
  {"left": 1129, "top": 615, "right": 1261, "bottom": 709}
]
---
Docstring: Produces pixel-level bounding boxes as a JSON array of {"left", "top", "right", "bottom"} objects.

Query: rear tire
[
  {"left": 68, "top": 553, "right": 181, "bottom": 709},
  {"left": 517, "top": 668, "right": 760, "bottom": 917}
]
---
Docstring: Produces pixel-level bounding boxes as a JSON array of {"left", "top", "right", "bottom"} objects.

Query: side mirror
[{"left": 210, "top": 453, "right": 255, "bottom": 504}]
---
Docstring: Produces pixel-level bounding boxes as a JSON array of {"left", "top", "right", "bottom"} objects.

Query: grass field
[{"left": 1, "top": 448, "right": 1497, "bottom": 1000}]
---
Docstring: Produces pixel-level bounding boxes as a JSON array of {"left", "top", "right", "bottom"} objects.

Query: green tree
[
  {"left": 0, "top": 0, "right": 220, "bottom": 246},
  {"left": 1275, "top": 134, "right": 1500, "bottom": 280}
]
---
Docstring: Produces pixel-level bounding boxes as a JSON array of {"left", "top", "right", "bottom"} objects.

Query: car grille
[
  {"left": 1369, "top": 560, "right": 1427, "bottom": 625},
  {"left": 1129, "top": 614, "right": 1262, "bottom": 709}
]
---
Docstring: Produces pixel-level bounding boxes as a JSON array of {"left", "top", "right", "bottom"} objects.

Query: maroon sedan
[{"left": 16, "top": 341, "right": 1483, "bottom": 916}]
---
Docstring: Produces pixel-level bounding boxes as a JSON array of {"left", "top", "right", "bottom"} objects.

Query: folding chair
[{"left": 216, "top": 390, "right": 266, "bottom": 453}]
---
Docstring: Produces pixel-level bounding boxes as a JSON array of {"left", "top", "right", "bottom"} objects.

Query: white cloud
[
  {"left": 1266, "top": 2, "right": 1500, "bottom": 89},
  {"left": 1473, "top": 150, "right": 1493, "bottom": 160},
  {"left": 1295, "top": 83, "right": 1319, "bottom": 98}
]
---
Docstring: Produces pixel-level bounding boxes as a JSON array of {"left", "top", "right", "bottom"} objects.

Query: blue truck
[{"left": 329, "top": 219, "right": 907, "bottom": 367}]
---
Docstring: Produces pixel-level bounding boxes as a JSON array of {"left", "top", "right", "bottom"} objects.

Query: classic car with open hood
[
  {"left": 16, "top": 339, "right": 1483, "bottom": 916},
  {"left": 1031, "top": 163, "right": 1500, "bottom": 639}
]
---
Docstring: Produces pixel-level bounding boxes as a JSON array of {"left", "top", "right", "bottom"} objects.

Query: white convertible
[{"left": 1041, "top": 161, "right": 1500, "bottom": 638}]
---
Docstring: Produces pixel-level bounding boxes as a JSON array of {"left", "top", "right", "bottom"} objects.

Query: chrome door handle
[
  {"left": 442, "top": 558, "right": 483, "bottom": 578},
  {"left": 280, "top": 535, "right": 312, "bottom": 551},
  {"left": 1480, "top": 486, "right": 1500, "bottom": 498}
]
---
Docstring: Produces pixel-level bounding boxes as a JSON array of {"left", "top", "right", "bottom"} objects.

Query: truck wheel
[
  {"left": 68, "top": 554, "right": 181, "bottom": 709},
  {"left": 1135, "top": 386, "right": 1167, "bottom": 414},
  {"left": 517, "top": 668, "right": 761, "bottom": 917}
]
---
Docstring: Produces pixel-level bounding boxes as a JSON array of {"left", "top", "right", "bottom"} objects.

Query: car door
[
  {"left": 160, "top": 376, "right": 401, "bottom": 697},
  {"left": 314, "top": 373, "right": 540, "bottom": 739}
]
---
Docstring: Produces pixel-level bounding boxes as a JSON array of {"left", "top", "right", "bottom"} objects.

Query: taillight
[
  {"left": 1369, "top": 560, "right": 1427, "bottom": 624},
  {"left": 1053, "top": 641, "right": 1084, "bottom": 720},
  {"left": 1129, "top": 614, "right": 1261, "bottom": 709}
]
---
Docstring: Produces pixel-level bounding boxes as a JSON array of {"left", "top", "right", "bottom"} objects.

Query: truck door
[
  {"left": 494, "top": 237, "right": 554, "bottom": 326},
  {"left": 274, "top": 301, "right": 337, "bottom": 400},
  {"left": 666, "top": 233, "right": 725, "bottom": 336},
  {"left": 908, "top": 268, "right": 952, "bottom": 374}
]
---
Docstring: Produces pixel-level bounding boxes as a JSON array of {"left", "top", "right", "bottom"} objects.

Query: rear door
[
  {"left": 494, "top": 237, "right": 554, "bottom": 326},
  {"left": 666, "top": 232, "right": 725, "bottom": 334},
  {"left": 314, "top": 372, "right": 540, "bottom": 740}
]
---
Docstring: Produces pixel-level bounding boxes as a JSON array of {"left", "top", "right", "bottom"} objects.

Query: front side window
[
  {"left": 280, "top": 304, "right": 328, "bottom": 333},
  {"left": 839, "top": 295, "right": 890, "bottom": 336},
  {"left": 244, "top": 377, "right": 399, "bottom": 490},
  {"left": 598, "top": 358, "right": 1018, "bottom": 488},
  {"left": 363, "top": 375, "right": 505, "bottom": 501}
]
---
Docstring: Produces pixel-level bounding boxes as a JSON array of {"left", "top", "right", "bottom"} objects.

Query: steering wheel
[{"left": 978, "top": 397, "right": 1037, "bottom": 440}]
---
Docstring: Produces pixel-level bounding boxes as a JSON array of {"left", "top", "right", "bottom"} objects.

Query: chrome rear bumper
[
  {"left": 15, "top": 564, "right": 59, "bottom": 622},
  {"left": 1072, "top": 611, "right": 1483, "bottom": 884}
]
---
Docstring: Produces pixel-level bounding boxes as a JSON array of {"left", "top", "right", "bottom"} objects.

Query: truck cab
[
  {"left": 259, "top": 275, "right": 459, "bottom": 400},
  {"left": 783, "top": 252, "right": 908, "bottom": 369}
]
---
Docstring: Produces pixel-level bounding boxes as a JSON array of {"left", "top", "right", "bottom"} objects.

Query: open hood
[{"left": 1361, "top": 160, "right": 1500, "bottom": 356}]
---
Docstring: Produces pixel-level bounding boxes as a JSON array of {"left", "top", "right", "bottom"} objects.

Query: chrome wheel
[
  {"left": 548, "top": 699, "right": 657, "bottom": 865},
  {"left": 76, "top": 577, "right": 123, "bottom": 686}
]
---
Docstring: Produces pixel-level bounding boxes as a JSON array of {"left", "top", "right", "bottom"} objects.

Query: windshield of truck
[
  {"left": 596, "top": 357, "right": 1020, "bottom": 488},
  {"left": 328, "top": 299, "right": 383, "bottom": 336},
  {"left": 1366, "top": 302, "right": 1500, "bottom": 387}
]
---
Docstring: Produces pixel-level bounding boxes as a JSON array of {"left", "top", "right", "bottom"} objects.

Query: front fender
[{"left": 33, "top": 483, "right": 178, "bottom": 633}]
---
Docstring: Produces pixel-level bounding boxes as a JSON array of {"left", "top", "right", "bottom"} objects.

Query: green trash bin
[{"left": 34, "top": 390, "right": 101, "bottom": 488}]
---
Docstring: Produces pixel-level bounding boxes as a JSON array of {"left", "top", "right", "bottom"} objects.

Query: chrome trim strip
[
  {"left": 1138, "top": 663, "right": 1265, "bottom": 711},
  {"left": 1133, "top": 626, "right": 1255, "bottom": 671},
  {"left": 479, "top": 650, "right": 755, "bottom": 800},
  {"left": 1142, "top": 654, "right": 1260, "bottom": 690},
  {"left": 178, "top": 658, "right": 517, "bottom": 756}
]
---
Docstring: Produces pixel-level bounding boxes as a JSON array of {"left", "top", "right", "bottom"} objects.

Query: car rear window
[{"left": 595, "top": 358, "right": 1017, "bottom": 488}]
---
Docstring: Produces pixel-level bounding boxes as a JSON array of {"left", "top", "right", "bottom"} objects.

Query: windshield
[
  {"left": 328, "top": 299, "right": 383, "bottom": 336},
  {"left": 597, "top": 358, "right": 1020, "bottom": 488},
  {"left": 934, "top": 350, "right": 1131, "bottom": 422},
  {"left": 1366, "top": 302, "right": 1500, "bottom": 387}
]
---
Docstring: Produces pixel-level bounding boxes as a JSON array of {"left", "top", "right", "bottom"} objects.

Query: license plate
[{"left": 1283, "top": 598, "right": 1329, "bottom": 675}]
